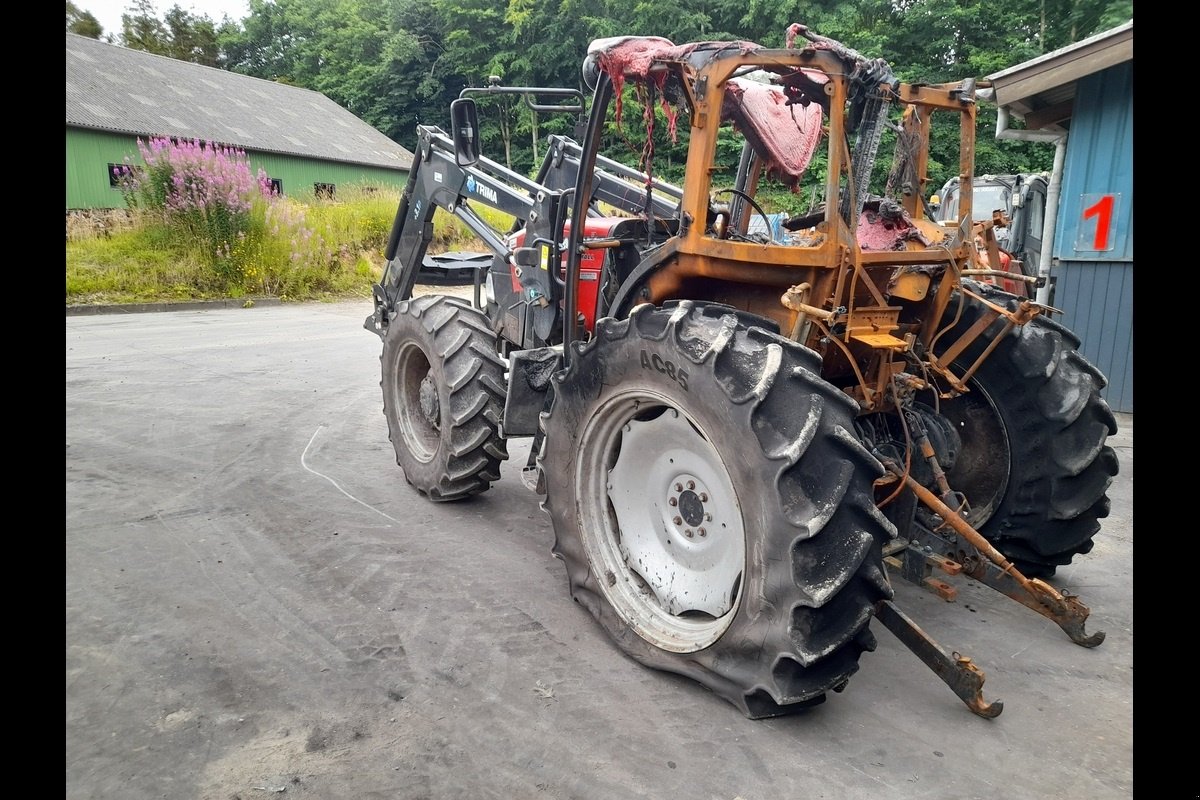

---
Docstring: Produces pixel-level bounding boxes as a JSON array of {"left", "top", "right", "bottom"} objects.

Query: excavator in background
[{"left": 932, "top": 173, "right": 1051, "bottom": 296}]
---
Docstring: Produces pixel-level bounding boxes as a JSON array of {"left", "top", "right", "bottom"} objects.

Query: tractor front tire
[
  {"left": 927, "top": 281, "right": 1119, "bottom": 576},
  {"left": 380, "top": 294, "right": 508, "bottom": 501},
  {"left": 538, "top": 302, "right": 896, "bottom": 718}
]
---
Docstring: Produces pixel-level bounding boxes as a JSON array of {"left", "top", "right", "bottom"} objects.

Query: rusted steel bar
[
  {"left": 958, "top": 556, "right": 1105, "bottom": 647},
  {"left": 960, "top": 269, "right": 1040, "bottom": 285},
  {"left": 886, "top": 463, "right": 1106, "bottom": 647},
  {"left": 884, "top": 542, "right": 962, "bottom": 600},
  {"left": 780, "top": 284, "right": 833, "bottom": 319},
  {"left": 874, "top": 599, "right": 1003, "bottom": 719},
  {"left": 781, "top": 283, "right": 816, "bottom": 344}
]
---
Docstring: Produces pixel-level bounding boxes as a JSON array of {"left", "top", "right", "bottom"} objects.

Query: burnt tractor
[{"left": 364, "top": 27, "right": 1118, "bottom": 719}]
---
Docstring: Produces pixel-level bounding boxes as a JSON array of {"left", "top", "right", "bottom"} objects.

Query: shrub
[{"left": 116, "top": 137, "right": 272, "bottom": 285}]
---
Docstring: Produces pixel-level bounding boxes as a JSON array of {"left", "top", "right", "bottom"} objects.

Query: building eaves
[{"left": 985, "top": 20, "right": 1133, "bottom": 112}]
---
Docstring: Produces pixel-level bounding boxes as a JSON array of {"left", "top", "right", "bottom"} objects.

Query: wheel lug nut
[
  {"left": 705, "top": 513, "right": 712, "bottom": 522},
  {"left": 668, "top": 497, "right": 677, "bottom": 506},
  {"left": 684, "top": 529, "right": 694, "bottom": 538},
  {"left": 687, "top": 480, "right": 695, "bottom": 490},
  {"left": 698, "top": 528, "right": 706, "bottom": 537},
  {"left": 674, "top": 483, "right": 683, "bottom": 492},
  {"left": 673, "top": 516, "right": 683, "bottom": 526},
  {"left": 699, "top": 492, "right": 708, "bottom": 502}
]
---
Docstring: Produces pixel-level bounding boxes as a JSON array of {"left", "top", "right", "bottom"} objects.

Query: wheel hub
[
  {"left": 418, "top": 373, "right": 440, "bottom": 426},
  {"left": 676, "top": 488, "right": 706, "bottom": 529}
]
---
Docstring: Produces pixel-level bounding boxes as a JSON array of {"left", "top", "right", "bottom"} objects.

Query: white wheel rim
[
  {"left": 394, "top": 341, "right": 439, "bottom": 463},
  {"left": 576, "top": 393, "right": 745, "bottom": 652}
]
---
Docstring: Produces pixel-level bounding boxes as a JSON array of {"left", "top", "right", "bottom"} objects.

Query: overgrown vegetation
[
  {"left": 72, "top": 0, "right": 1132, "bottom": 190},
  {"left": 66, "top": 136, "right": 506, "bottom": 305},
  {"left": 67, "top": 1, "right": 1132, "bottom": 304}
]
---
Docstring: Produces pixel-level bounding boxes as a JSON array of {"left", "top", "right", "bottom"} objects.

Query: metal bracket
[
  {"left": 883, "top": 461, "right": 1106, "bottom": 648},
  {"left": 958, "top": 556, "right": 1105, "bottom": 647},
  {"left": 874, "top": 599, "right": 1003, "bottom": 719},
  {"left": 884, "top": 539, "right": 959, "bottom": 601}
]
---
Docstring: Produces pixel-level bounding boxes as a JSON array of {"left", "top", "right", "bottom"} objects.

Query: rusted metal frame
[
  {"left": 823, "top": 75, "right": 854, "bottom": 318},
  {"left": 808, "top": 316, "right": 873, "bottom": 403},
  {"left": 674, "top": 234, "right": 841, "bottom": 265},
  {"left": 959, "top": 286, "right": 1041, "bottom": 322},
  {"left": 873, "top": 599, "right": 1003, "bottom": 719},
  {"left": 675, "top": 50, "right": 851, "bottom": 248},
  {"left": 957, "top": 556, "right": 1105, "bottom": 647},
  {"left": 858, "top": 249, "right": 970, "bottom": 265},
  {"left": 918, "top": 250, "right": 964, "bottom": 348},
  {"left": 696, "top": 47, "right": 851, "bottom": 83},
  {"left": 931, "top": 309, "right": 1001, "bottom": 375},
  {"left": 932, "top": 292, "right": 1042, "bottom": 389},
  {"left": 895, "top": 81, "right": 986, "bottom": 111},
  {"left": 847, "top": 255, "right": 890, "bottom": 310},
  {"left": 895, "top": 105, "right": 928, "bottom": 220},
  {"left": 918, "top": 105, "right": 976, "bottom": 347},
  {"left": 650, "top": 254, "right": 835, "bottom": 290},
  {"left": 956, "top": 99, "right": 977, "bottom": 258},
  {"left": 884, "top": 538, "right": 961, "bottom": 600},
  {"left": 781, "top": 282, "right": 815, "bottom": 343},
  {"left": 862, "top": 353, "right": 907, "bottom": 412},
  {"left": 847, "top": 306, "right": 903, "bottom": 347},
  {"left": 978, "top": 220, "right": 1005, "bottom": 269},
  {"left": 677, "top": 62, "right": 724, "bottom": 252},
  {"left": 886, "top": 463, "right": 1105, "bottom": 648},
  {"left": 961, "top": 269, "right": 1039, "bottom": 285}
]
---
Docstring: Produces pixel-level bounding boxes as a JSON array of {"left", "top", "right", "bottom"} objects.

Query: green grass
[
  {"left": 66, "top": 223, "right": 226, "bottom": 304},
  {"left": 66, "top": 188, "right": 514, "bottom": 306}
]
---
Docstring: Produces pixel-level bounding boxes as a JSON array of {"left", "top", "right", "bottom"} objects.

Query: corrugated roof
[{"left": 65, "top": 33, "right": 413, "bottom": 171}]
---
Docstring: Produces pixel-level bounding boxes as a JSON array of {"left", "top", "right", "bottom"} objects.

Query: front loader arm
[
  {"left": 540, "top": 134, "right": 682, "bottom": 220},
  {"left": 365, "top": 125, "right": 563, "bottom": 337}
]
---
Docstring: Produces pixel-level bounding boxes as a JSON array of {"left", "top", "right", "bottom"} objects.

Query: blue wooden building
[{"left": 986, "top": 21, "right": 1133, "bottom": 412}]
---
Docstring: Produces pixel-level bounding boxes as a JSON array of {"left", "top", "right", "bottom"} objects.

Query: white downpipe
[
  {"left": 1035, "top": 140, "right": 1067, "bottom": 305},
  {"left": 994, "top": 105, "right": 1066, "bottom": 306}
]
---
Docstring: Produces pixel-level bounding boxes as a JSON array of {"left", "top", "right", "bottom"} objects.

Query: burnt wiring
[
  {"left": 928, "top": 283, "right": 967, "bottom": 357},
  {"left": 927, "top": 242, "right": 968, "bottom": 358},
  {"left": 875, "top": 373, "right": 914, "bottom": 509},
  {"left": 914, "top": 352, "right": 940, "bottom": 414},
  {"left": 807, "top": 316, "right": 872, "bottom": 401},
  {"left": 884, "top": 107, "right": 937, "bottom": 219}
]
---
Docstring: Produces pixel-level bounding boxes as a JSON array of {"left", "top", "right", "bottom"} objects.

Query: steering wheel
[{"left": 711, "top": 188, "right": 778, "bottom": 244}]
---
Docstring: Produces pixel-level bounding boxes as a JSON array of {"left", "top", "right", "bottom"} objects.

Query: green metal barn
[{"left": 66, "top": 33, "right": 413, "bottom": 210}]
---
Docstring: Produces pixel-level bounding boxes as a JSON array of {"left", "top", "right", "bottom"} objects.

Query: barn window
[
  {"left": 314, "top": 182, "right": 336, "bottom": 199},
  {"left": 108, "top": 163, "right": 140, "bottom": 188},
  {"left": 268, "top": 178, "right": 283, "bottom": 195}
]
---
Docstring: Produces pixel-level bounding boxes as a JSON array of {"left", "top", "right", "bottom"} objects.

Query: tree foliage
[
  {"left": 77, "top": 0, "right": 1132, "bottom": 183},
  {"left": 117, "top": 0, "right": 233, "bottom": 66},
  {"left": 67, "top": 1, "right": 104, "bottom": 38}
]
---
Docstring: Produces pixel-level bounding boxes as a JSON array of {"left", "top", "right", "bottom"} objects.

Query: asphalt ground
[{"left": 66, "top": 297, "right": 1133, "bottom": 800}]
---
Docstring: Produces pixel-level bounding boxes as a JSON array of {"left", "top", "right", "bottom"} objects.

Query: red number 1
[{"left": 1082, "top": 194, "right": 1114, "bottom": 250}]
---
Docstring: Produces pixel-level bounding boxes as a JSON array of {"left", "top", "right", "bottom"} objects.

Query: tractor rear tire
[
  {"left": 380, "top": 294, "right": 508, "bottom": 501},
  {"left": 538, "top": 302, "right": 896, "bottom": 718},
  {"left": 927, "top": 281, "right": 1119, "bottom": 576}
]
